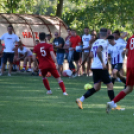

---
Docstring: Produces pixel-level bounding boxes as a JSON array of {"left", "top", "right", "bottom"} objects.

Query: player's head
[
  {"left": 39, "top": 32, "right": 46, "bottom": 41},
  {"left": 18, "top": 40, "right": 23, "bottom": 49},
  {"left": 46, "top": 34, "right": 52, "bottom": 40},
  {"left": 7, "top": 25, "right": 13, "bottom": 34},
  {"left": 107, "top": 35, "right": 115, "bottom": 45},
  {"left": 67, "top": 28, "right": 71, "bottom": 35},
  {"left": 107, "top": 29, "right": 112, "bottom": 36},
  {"left": 71, "top": 29, "right": 76, "bottom": 36},
  {"left": 99, "top": 28, "right": 107, "bottom": 39},
  {"left": 113, "top": 30, "right": 120, "bottom": 40},
  {"left": 54, "top": 32, "right": 59, "bottom": 38},
  {"left": 84, "top": 27, "right": 89, "bottom": 35}
]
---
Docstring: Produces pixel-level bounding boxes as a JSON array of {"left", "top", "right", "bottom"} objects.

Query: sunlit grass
[{"left": 0, "top": 75, "right": 134, "bottom": 134}]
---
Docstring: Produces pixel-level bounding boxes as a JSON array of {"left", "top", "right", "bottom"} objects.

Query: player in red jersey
[
  {"left": 106, "top": 34, "right": 134, "bottom": 113},
  {"left": 33, "top": 32, "right": 68, "bottom": 95}
]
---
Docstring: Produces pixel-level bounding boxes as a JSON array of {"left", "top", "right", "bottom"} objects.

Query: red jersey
[
  {"left": 33, "top": 43, "right": 56, "bottom": 70},
  {"left": 126, "top": 35, "right": 134, "bottom": 68},
  {"left": 70, "top": 35, "right": 81, "bottom": 48}
]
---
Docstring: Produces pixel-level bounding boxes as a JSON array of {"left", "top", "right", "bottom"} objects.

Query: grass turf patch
[{"left": 0, "top": 75, "right": 134, "bottom": 134}]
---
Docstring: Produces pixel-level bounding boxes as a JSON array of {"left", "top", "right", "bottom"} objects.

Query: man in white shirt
[
  {"left": 76, "top": 28, "right": 116, "bottom": 109},
  {"left": 82, "top": 27, "right": 92, "bottom": 76},
  {"left": 107, "top": 35, "right": 126, "bottom": 86},
  {"left": 0, "top": 25, "right": 19, "bottom": 76},
  {"left": 17, "top": 41, "right": 33, "bottom": 72}
]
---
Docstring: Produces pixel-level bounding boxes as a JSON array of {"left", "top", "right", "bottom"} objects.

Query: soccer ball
[
  {"left": 84, "top": 83, "right": 92, "bottom": 90},
  {"left": 62, "top": 70, "right": 72, "bottom": 77}
]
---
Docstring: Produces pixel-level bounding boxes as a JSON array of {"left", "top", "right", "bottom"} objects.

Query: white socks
[{"left": 80, "top": 96, "right": 85, "bottom": 102}]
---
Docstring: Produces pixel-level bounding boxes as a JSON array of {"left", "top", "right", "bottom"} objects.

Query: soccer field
[{"left": 0, "top": 75, "right": 134, "bottom": 134}]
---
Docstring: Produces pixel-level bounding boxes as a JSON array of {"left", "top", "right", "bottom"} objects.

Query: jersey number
[
  {"left": 40, "top": 47, "right": 46, "bottom": 57},
  {"left": 130, "top": 38, "right": 134, "bottom": 50}
]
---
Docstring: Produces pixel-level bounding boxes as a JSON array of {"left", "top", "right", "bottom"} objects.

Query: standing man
[
  {"left": 76, "top": 28, "right": 116, "bottom": 109},
  {"left": 106, "top": 34, "right": 134, "bottom": 113},
  {"left": 0, "top": 25, "right": 19, "bottom": 76},
  {"left": 33, "top": 32, "right": 68, "bottom": 95},
  {"left": 68, "top": 29, "right": 81, "bottom": 75},
  {"left": 82, "top": 27, "right": 92, "bottom": 76},
  {"left": 53, "top": 32, "right": 65, "bottom": 76}
]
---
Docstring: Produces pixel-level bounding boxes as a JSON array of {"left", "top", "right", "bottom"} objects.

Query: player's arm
[
  {"left": 54, "top": 43, "right": 62, "bottom": 49},
  {"left": 89, "top": 51, "right": 94, "bottom": 58},
  {"left": 97, "top": 46, "right": 107, "bottom": 69},
  {"left": 50, "top": 51, "right": 58, "bottom": 69},
  {"left": 126, "top": 49, "right": 129, "bottom": 57}
]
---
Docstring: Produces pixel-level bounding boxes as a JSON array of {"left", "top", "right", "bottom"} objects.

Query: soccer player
[
  {"left": 76, "top": 28, "right": 116, "bottom": 109},
  {"left": 106, "top": 34, "right": 134, "bottom": 113},
  {"left": 33, "top": 32, "right": 68, "bottom": 95},
  {"left": 107, "top": 35, "right": 126, "bottom": 85}
]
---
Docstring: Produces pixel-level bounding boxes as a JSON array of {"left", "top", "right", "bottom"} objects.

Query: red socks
[
  {"left": 113, "top": 91, "right": 126, "bottom": 103},
  {"left": 59, "top": 81, "right": 66, "bottom": 93},
  {"left": 43, "top": 78, "right": 50, "bottom": 90}
]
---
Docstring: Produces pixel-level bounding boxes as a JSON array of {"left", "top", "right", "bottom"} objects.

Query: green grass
[{"left": 0, "top": 75, "right": 134, "bottom": 134}]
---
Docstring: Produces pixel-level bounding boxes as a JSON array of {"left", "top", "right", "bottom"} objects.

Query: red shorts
[
  {"left": 41, "top": 68, "right": 60, "bottom": 78},
  {"left": 126, "top": 68, "right": 134, "bottom": 86}
]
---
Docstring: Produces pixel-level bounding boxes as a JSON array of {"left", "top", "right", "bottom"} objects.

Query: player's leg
[
  {"left": 117, "top": 72, "right": 126, "bottom": 85},
  {"left": 82, "top": 52, "right": 86, "bottom": 75},
  {"left": 0, "top": 52, "right": 7, "bottom": 75},
  {"left": 101, "top": 69, "right": 115, "bottom": 101},
  {"left": 56, "top": 53, "right": 64, "bottom": 76},
  {"left": 76, "top": 69, "right": 101, "bottom": 109},
  {"left": 87, "top": 57, "right": 92, "bottom": 76},
  {"left": 50, "top": 69, "right": 68, "bottom": 95},
  {"left": 41, "top": 69, "right": 52, "bottom": 95},
  {"left": 112, "top": 69, "right": 118, "bottom": 84},
  {"left": 27, "top": 56, "right": 32, "bottom": 72},
  {"left": 106, "top": 86, "right": 133, "bottom": 113},
  {"left": 8, "top": 53, "right": 14, "bottom": 76},
  {"left": 106, "top": 68, "right": 134, "bottom": 113},
  {"left": 22, "top": 57, "right": 28, "bottom": 71}
]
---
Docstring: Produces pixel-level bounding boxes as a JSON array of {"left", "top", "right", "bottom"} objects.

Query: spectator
[
  {"left": 35, "top": 39, "right": 39, "bottom": 45},
  {"left": 82, "top": 27, "right": 92, "bottom": 76},
  {"left": 0, "top": 25, "right": 19, "bottom": 76},
  {"left": 63, "top": 28, "right": 71, "bottom": 59},
  {"left": 17, "top": 41, "right": 33, "bottom": 72},
  {"left": 46, "top": 34, "right": 54, "bottom": 44},
  {"left": 69, "top": 29, "right": 81, "bottom": 76},
  {"left": 53, "top": 32, "right": 65, "bottom": 76}
]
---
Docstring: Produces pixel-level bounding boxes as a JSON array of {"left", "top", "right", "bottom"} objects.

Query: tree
[{"left": 56, "top": 0, "right": 64, "bottom": 17}]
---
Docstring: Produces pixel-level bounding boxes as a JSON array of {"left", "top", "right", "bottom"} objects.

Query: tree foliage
[{"left": 0, "top": 0, "right": 134, "bottom": 34}]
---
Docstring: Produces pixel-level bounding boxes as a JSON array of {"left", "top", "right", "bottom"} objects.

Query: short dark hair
[
  {"left": 107, "top": 35, "right": 114, "bottom": 40},
  {"left": 84, "top": 27, "right": 89, "bottom": 29},
  {"left": 39, "top": 32, "right": 46, "bottom": 40},
  {"left": 100, "top": 28, "right": 107, "bottom": 33},
  {"left": 113, "top": 30, "right": 120, "bottom": 36},
  {"left": 71, "top": 29, "right": 76, "bottom": 32},
  {"left": 100, "top": 28, "right": 107, "bottom": 37},
  {"left": 46, "top": 34, "right": 51, "bottom": 37},
  {"left": 8, "top": 25, "right": 13, "bottom": 28}
]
